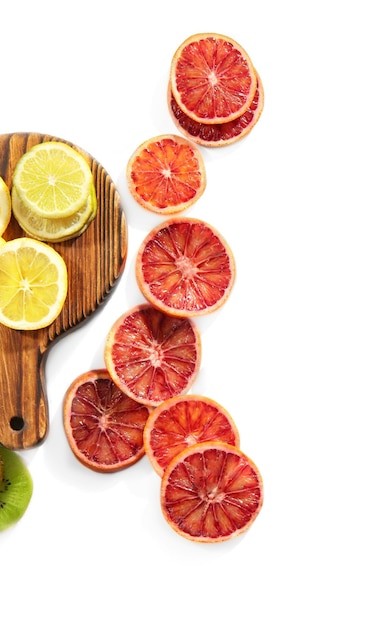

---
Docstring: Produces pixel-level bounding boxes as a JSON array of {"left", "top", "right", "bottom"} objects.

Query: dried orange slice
[
  {"left": 63, "top": 369, "right": 151, "bottom": 472},
  {"left": 104, "top": 304, "right": 202, "bottom": 407},
  {"left": 135, "top": 217, "right": 236, "bottom": 317},
  {"left": 161, "top": 441, "right": 263, "bottom": 543},
  {"left": 126, "top": 134, "right": 206, "bottom": 215},
  {"left": 170, "top": 33, "right": 258, "bottom": 125},
  {"left": 144, "top": 395, "right": 240, "bottom": 476},
  {"left": 168, "top": 73, "right": 264, "bottom": 147}
]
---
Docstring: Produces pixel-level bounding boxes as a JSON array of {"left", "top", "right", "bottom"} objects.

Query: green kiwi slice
[{"left": 0, "top": 446, "right": 33, "bottom": 531}]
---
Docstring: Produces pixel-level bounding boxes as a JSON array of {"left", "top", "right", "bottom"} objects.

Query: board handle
[{"left": 0, "top": 330, "right": 49, "bottom": 449}]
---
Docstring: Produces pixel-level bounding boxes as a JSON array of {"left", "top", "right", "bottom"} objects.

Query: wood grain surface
[{"left": 0, "top": 133, "right": 128, "bottom": 450}]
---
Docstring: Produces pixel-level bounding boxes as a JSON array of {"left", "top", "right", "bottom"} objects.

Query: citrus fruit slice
[
  {"left": 126, "top": 134, "right": 206, "bottom": 215},
  {"left": 0, "top": 177, "right": 11, "bottom": 236},
  {"left": 161, "top": 441, "right": 263, "bottom": 543},
  {"left": 144, "top": 395, "right": 240, "bottom": 477},
  {"left": 105, "top": 304, "right": 201, "bottom": 407},
  {"left": 168, "top": 73, "right": 264, "bottom": 147},
  {"left": 63, "top": 369, "right": 151, "bottom": 473},
  {"left": 170, "top": 33, "right": 258, "bottom": 125},
  {"left": 12, "top": 141, "right": 93, "bottom": 219},
  {"left": 0, "top": 237, "right": 68, "bottom": 330},
  {"left": 11, "top": 182, "right": 97, "bottom": 243},
  {"left": 135, "top": 217, "right": 236, "bottom": 317}
]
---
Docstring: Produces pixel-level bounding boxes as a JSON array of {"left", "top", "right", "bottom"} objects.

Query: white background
[{"left": 1, "top": 1, "right": 391, "bottom": 624}]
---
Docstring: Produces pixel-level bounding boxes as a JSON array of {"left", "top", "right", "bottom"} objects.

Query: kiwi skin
[{"left": 0, "top": 446, "right": 33, "bottom": 532}]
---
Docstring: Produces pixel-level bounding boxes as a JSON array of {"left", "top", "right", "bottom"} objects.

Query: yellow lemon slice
[
  {"left": 11, "top": 183, "right": 97, "bottom": 243},
  {"left": 0, "top": 237, "right": 68, "bottom": 330},
  {"left": 0, "top": 177, "right": 11, "bottom": 236},
  {"left": 12, "top": 142, "right": 93, "bottom": 219}
]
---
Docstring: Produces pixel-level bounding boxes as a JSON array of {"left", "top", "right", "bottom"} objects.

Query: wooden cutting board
[{"left": 0, "top": 132, "right": 128, "bottom": 450}]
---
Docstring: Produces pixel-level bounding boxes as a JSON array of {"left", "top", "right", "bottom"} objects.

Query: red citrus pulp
[
  {"left": 135, "top": 217, "right": 236, "bottom": 317},
  {"left": 105, "top": 304, "right": 202, "bottom": 407},
  {"left": 63, "top": 369, "right": 151, "bottom": 472},
  {"left": 143, "top": 394, "right": 240, "bottom": 476},
  {"left": 161, "top": 441, "right": 264, "bottom": 542},
  {"left": 170, "top": 33, "right": 258, "bottom": 124},
  {"left": 168, "top": 73, "right": 264, "bottom": 147},
  {"left": 126, "top": 134, "right": 206, "bottom": 214}
]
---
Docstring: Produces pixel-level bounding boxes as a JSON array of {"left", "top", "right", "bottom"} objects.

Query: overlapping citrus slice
[
  {"left": 0, "top": 177, "right": 11, "bottom": 236},
  {"left": 12, "top": 183, "right": 97, "bottom": 243},
  {"left": 63, "top": 369, "right": 151, "bottom": 472},
  {"left": 144, "top": 395, "right": 240, "bottom": 477},
  {"left": 168, "top": 73, "right": 264, "bottom": 147},
  {"left": 11, "top": 141, "right": 97, "bottom": 242},
  {"left": 170, "top": 33, "right": 258, "bottom": 125},
  {"left": 135, "top": 217, "right": 236, "bottom": 317},
  {"left": 0, "top": 237, "right": 68, "bottom": 330},
  {"left": 126, "top": 134, "right": 206, "bottom": 215},
  {"left": 104, "top": 304, "right": 202, "bottom": 407},
  {"left": 161, "top": 441, "right": 264, "bottom": 543},
  {"left": 12, "top": 141, "right": 93, "bottom": 218}
]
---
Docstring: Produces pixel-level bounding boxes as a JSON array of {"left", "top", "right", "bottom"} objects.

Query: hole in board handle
[{"left": 10, "top": 416, "right": 25, "bottom": 432}]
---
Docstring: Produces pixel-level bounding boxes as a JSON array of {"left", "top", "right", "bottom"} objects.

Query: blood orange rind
[
  {"left": 161, "top": 441, "right": 263, "bottom": 543},
  {"left": 135, "top": 217, "right": 236, "bottom": 317},
  {"left": 170, "top": 33, "right": 258, "bottom": 125},
  {"left": 143, "top": 394, "right": 240, "bottom": 476},
  {"left": 63, "top": 369, "right": 151, "bottom": 473},
  {"left": 168, "top": 72, "right": 264, "bottom": 147},
  {"left": 104, "top": 304, "right": 202, "bottom": 407},
  {"left": 126, "top": 134, "right": 206, "bottom": 215}
]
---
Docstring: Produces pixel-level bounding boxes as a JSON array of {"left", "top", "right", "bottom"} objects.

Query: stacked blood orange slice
[
  {"left": 168, "top": 33, "right": 264, "bottom": 147},
  {"left": 143, "top": 394, "right": 241, "bottom": 477},
  {"left": 142, "top": 394, "right": 263, "bottom": 543},
  {"left": 161, "top": 441, "right": 263, "bottom": 543}
]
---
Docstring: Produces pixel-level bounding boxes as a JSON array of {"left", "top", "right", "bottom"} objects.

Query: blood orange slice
[
  {"left": 135, "top": 217, "right": 236, "bottom": 317},
  {"left": 63, "top": 369, "right": 151, "bottom": 473},
  {"left": 144, "top": 395, "right": 240, "bottom": 476},
  {"left": 161, "top": 441, "right": 263, "bottom": 543},
  {"left": 170, "top": 33, "right": 258, "bottom": 125},
  {"left": 168, "top": 73, "right": 264, "bottom": 147},
  {"left": 126, "top": 134, "right": 206, "bottom": 215},
  {"left": 104, "top": 304, "right": 202, "bottom": 407}
]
